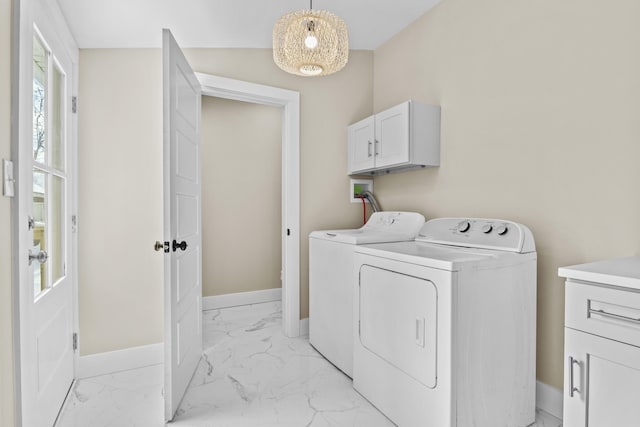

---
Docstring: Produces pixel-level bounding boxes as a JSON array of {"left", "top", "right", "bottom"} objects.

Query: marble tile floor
[{"left": 56, "top": 302, "right": 562, "bottom": 427}]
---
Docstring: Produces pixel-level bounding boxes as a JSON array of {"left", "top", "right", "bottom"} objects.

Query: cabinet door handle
[
  {"left": 367, "top": 141, "right": 372, "bottom": 157},
  {"left": 589, "top": 308, "right": 640, "bottom": 325},
  {"left": 374, "top": 140, "right": 379, "bottom": 156},
  {"left": 569, "top": 356, "right": 580, "bottom": 397}
]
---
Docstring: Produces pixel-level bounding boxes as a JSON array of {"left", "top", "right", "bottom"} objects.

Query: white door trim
[
  {"left": 196, "top": 72, "right": 300, "bottom": 337},
  {"left": 11, "top": 0, "right": 79, "bottom": 425}
]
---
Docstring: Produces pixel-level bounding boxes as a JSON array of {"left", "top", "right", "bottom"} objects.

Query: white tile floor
[{"left": 56, "top": 302, "right": 562, "bottom": 427}]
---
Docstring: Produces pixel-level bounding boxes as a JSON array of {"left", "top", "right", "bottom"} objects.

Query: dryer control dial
[
  {"left": 457, "top": 220, "right": 471, "bottom": 233},
  {"left": 482, "top": 224, "right": 493, "bottom": 234},
  {"left": 496, "top": 224, "right": 508, "bottom": 235}
]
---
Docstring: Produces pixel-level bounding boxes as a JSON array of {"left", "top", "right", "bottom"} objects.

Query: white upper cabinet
[
  {"left": 347, "top": 100, "right": 440, "bottom": 175},
  {"left": 347, "top": 116, "right": 376, "bottom": 173},
  {"left": 375, "top": 102, "right": 410, "bottom": 168}
]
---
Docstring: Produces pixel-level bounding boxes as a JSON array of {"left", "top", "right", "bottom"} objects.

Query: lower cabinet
[{"left": 564, "top": 328, "right": 640, "bottom": 426}]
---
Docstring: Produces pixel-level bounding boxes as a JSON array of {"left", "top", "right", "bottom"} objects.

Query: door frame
[
  {"left": 196, "top": 72, "right": 300, "bottom": 337},
  {"left": 11, "top": 0, "right": 80, "bottom": 424}
]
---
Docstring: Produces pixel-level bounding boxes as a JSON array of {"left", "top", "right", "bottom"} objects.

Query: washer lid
[
  {"left": 355, "top": 241, "right": 502, "bottom": 271},
  {"left": 309, "top": 211, "right": 425, "bottom": 244}
]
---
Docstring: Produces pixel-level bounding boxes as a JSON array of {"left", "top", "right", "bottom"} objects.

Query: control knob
[
  {"left": 496, "top": 224, "right": 508, "bottom": 235},
  {"left": 458, "top": 220, "right": 471, "bottom": 233},
  {"left": 482, "top": 224, "right": 493, "bottom": 234}
]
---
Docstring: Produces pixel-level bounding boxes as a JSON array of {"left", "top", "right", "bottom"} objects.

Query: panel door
[
  {"left": 564, "top": 328, "right": 640, "bottom": 426},
  {"left": 21, "top": 5, "right": 77, "bottom": 426},
  {"left": 347, "top": 115, "right": 375, "bottom": 174},
  {"left": 375, "top": 102, "right": 410, "bottom": 168},
  {"left": 162, "top": 29, "right": 203, "bottom": 422}
]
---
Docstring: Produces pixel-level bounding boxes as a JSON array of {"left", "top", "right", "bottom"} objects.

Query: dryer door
[{"left": 359, "top": 265, "right": 437, "bottom": 388}]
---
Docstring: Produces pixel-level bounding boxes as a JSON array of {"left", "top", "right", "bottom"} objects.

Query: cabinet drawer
[{"left": 565, "top": 279, "right": 640, "bottom": 347}]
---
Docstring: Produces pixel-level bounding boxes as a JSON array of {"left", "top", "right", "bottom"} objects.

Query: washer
[
  {"left": 309, "top": 211, "right": 425, "bottom": 377},
  {"left": 353, "top": 218, "right": 537, "bottom": 427}
]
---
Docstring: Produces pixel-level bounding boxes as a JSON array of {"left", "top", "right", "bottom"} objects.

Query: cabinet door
[
  {"left": 564, "top": 328, "right": 640, "bottom": 426},
  {"left": 375, "top": 102, "right": 410, "bottom": 168},
  {"left": 347, "top": 116, "right": 375, "bottom": 174}
]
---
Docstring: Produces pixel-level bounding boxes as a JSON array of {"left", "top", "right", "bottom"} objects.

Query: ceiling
[{"left": 56, "top": 0, "right": 442, "bottom": 50}]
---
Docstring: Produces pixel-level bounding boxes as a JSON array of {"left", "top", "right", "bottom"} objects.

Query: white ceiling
[{"left": 56, "top": 0, "right": 442, "bottom": 50}]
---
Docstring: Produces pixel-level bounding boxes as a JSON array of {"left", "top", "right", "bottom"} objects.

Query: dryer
[
  {"left": 309, "top": 211, "right": 425, "bottom": 377},
  {"left": 353, "top": 218, "right": 537, "bottom": 427}
]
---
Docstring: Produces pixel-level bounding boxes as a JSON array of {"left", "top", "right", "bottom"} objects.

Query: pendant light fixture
[{"left": 273, "top": 0, "right": 349, "bottom": 77}]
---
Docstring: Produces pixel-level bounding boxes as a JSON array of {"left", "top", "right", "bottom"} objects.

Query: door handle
[
  {"left": 28, "top": 250, "right": 48, "bottom": 266},
  {"left": 367, "top": 141, "right": 372, "bottom": 157},
  {"left": 155, "top": 241, "right": 171, "bottom": 253},
  {"left": 172, "top": 240, "right": 188, "bottom": 252},
  {"left": 569, "top": 356, "right": 580, "bottom": 397}
]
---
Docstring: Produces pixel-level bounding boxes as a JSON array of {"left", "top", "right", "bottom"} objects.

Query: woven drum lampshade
[{"left": 273, "top": 8, "right": 349, "bottom": 77}]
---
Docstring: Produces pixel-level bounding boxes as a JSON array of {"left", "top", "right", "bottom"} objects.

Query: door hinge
[
  {"left": 72, "top": 96, "right": 78, "bottom": 114},
  {"left": 72, "top": 332, "right": 78, "bottom": 351},
  {"left": 71, "top": 214, "right": 78, "bottom": 233}
]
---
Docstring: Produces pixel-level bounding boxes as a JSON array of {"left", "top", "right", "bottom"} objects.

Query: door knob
[
  {"left": 28, "top": 250, "right": 48, "bottom": 266},
  {"left": 155, "top": 241, "right": 170, "bottom": 253},
  {"left": 172, "top": 240, "right": 188, "bottom": 252}
]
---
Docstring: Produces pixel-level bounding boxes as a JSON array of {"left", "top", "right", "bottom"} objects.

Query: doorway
[
  {"left": 196, "top": 72, "right": 300, "bottom": 337},
  {"left": 201, "top": 98, "right": 282, "bottom": 299}
]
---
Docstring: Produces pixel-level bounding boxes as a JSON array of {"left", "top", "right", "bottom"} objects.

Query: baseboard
[
  {"left": 299, "top": 318, "right": 309, "bottom": 336},
  {"left": 76, "top": 342, "right": 163, "bottom": 379},
  {"left": 536, "top": 380, "right": 563, "bottom": 420},
  {"left": 202, "top": 288, "right": 282, "bottom": 310}
]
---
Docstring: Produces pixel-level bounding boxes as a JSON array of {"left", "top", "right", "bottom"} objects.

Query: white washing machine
[
  {"left": 353, "top": 218, "right": 537, "bottom": 427},
  {"left": 309, "top": 211, "right": 426, "bottom": 378}
]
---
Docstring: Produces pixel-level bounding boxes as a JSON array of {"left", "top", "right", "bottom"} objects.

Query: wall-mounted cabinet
[{"left": 347, "top": 100, "right": 440, "bottom": 176}]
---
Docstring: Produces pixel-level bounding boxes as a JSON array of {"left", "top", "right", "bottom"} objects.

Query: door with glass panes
[{"left": 21, "top": 12, "right": 76, "bottom": 427}]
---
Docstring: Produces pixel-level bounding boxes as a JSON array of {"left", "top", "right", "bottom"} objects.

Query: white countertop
[{"left": 558, "top": 256, "right": 640, "bottom": 291}]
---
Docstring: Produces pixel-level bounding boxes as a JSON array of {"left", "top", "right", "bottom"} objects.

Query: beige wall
[
  {"left": 78, "top": 48, "right": 373, "bottom": 355},
  {"left": 372, "top": 0, "right": 640, "bottom": 389},
  {"left": 0, "top": 0, "right": 14, "bottom": 424},
  {"left": 78, "top": 50, "right": 164, "bottom": 355},
  {"left": 201, "top": 97, "right": 282, "bottom": 296}
]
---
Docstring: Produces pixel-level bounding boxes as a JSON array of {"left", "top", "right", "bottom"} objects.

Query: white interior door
[
  {"left": 162, "top": 29, "right": 203, "bottom": 422},
  {"left": 17, "top": 2, "right": 77, "bottom": 425}
]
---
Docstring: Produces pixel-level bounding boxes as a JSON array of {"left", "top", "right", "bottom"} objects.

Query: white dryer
[
  {"left": 309, "top": 211, "right": 425, "bottom": 377},
  {"left": 353, "top": 218, "right": 537, "bottom": 427}
]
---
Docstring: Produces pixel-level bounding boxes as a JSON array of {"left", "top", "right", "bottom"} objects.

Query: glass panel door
[{"left": 32, "top": 30, "right": 67, "bottom": 298}]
